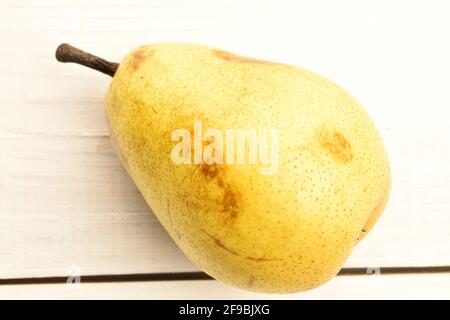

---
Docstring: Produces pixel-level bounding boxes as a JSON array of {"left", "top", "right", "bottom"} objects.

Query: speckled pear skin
[{"left": 105, "top": 43, "right": 391, "bottom": 293}]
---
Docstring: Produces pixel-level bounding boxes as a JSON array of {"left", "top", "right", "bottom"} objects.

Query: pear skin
[{"left": 57, "top": 43, "right": 391, "bottom": 293}]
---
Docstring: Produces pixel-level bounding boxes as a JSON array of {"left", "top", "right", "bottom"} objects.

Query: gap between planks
[{"left": 0, "top": 266, "right": 449, "bottom": 286}]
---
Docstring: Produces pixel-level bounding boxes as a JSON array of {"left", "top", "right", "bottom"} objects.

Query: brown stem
[{"left": 55, "top": 43, "right": 119, "bottom": 77}]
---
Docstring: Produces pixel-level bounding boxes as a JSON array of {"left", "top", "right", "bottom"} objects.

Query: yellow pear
[{"left": 56, "top": 43, "right": 391, "bottom": 293}]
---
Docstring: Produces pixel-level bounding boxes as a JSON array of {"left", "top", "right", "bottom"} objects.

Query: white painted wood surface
[
  {"left": 0, "top": 0, "right": 449, "bottom": 298},
  {"left": 0, "top": 274, "right": 448, "bottom": 300}
]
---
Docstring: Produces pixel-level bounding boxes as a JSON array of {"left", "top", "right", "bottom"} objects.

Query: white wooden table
[{"left": 0, "top": 0, "right": 449, "bottom": 299}]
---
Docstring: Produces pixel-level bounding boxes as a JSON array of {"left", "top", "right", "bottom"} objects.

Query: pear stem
[{"left": 55, "top": 43, "right": 119, "bottom": 77}]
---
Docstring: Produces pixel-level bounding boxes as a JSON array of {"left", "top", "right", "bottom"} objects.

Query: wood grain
[{"left": 0, "top": 0, "right": 449, "bottom": 283}]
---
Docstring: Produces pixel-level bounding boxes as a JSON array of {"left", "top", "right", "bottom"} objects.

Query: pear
[{"left": 56, "top": 43, "right": 391, "bottom": 293}]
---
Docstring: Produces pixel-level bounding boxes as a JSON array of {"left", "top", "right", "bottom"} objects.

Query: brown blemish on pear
[
  {"left": 358, "top": 198, "right": 387, "bottom": 241},
  {"left": 201, "top": 230, "right": 239, "bottom": 256},
  {"left": 130, "top": 48, "right": 149, "bottom": 71},
  {"left": 246, "top": 256, "right": 282, "bottom": 262},
  {"left": 200, "top": 162, "right": 220, "bottom": 179},
  {"left": 319, "top": 130, "right": 353, "bottom": 163},
  {"left": 212, "top": 49, "right": 272, "bottom": 65},
  {"left": 199, "top": 163, "right": 242, "bottom": 223},
  {"left": 221, "top": 187, "right": 241, "bottom": 220},
  {"left": 166, "top": 199, "right": 173, "bottom": 227},
  {"left": 247, "top": 276, "right": 255, "bottom": 287},
  {"left": 167, "top": 199, "right": 183, "bottom": 240}
]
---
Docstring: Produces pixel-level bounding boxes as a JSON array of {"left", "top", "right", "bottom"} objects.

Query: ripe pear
[{"left": 56, "top": 43, "right": 391, "bottom": 293}]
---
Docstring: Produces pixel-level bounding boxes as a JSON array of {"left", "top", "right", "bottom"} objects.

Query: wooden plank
[
  {"left": 1, "top": 128, "right": 449, "bottom": 278},
  {"left": 1, "top": 0, "right": 450, "bottom": 280},
  {"left": 0, "top": 273, "right": 448, "bottom": 299}
]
